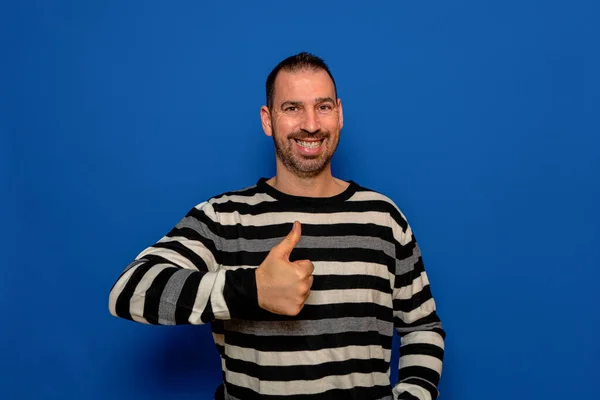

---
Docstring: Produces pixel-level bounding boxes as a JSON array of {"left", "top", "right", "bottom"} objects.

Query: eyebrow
[
  {"left": 314, "top": 97, "right": 336, "bottom": 104},
  {"left": 280, "top": 97, "right": 336, "bottom": 109}
]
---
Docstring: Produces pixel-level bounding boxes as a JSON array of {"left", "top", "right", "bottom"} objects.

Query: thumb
[{"left": 274, "top": 221, "right": 302, "bottom": 259}]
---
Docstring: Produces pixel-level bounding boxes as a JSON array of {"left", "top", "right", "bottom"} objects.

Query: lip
[{"left": 293, "top": 138, "right": 324, "bottom": 155}]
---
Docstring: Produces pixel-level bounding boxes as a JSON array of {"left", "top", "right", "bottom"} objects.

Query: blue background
[{"left": 2, "top": 1, "right": 599, "bottom": 399}]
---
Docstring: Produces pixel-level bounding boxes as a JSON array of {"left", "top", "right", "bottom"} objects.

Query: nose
[{"left": 299, "top": 108, "right": 320, "bottom": 134}]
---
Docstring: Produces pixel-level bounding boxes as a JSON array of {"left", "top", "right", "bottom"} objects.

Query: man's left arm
[{"left": 391, "top": 224, "right": 446, "bottom": 400}]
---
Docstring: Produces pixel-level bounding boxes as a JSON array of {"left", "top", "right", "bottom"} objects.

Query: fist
[{"left": 256, "top": 221, "right": 314, "bottom": 316}]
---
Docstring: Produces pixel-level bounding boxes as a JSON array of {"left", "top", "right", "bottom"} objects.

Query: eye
[
  {"left": 284, "top": 106, "right": 298, "bottom": 113},
  {"left": 318, "top": 104, "right": 333, "bottom": 112}
]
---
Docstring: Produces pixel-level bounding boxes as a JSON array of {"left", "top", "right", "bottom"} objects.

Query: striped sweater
[{"left": 108, "top": 178, "right": 446, "bottom": 400}]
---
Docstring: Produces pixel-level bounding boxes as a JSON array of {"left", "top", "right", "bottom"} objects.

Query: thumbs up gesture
[{"left": 256, "top": 221, "right": 314, "bottom": 316}]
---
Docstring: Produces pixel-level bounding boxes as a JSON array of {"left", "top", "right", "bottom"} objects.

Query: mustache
[{"left": 288, "top": 130, "right": 329, "bottom": 140}]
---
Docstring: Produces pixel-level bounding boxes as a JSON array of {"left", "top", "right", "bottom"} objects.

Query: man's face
[{"left": 261, "top": 68, "right": 344, "bottom": 178}]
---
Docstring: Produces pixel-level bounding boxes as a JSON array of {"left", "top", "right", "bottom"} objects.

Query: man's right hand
[{"left": 256, "top": 221, "right": 314, "bottom": 316}]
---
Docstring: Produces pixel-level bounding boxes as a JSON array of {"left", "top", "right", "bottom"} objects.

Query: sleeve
[
  {"left": 390, "top": 217, "right": 446, "bottom": 400},
  {"left": 108, "top": 201, "right": 261, "bottom": 325}
]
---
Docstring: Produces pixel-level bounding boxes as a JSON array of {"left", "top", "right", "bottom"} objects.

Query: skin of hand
[{"left": 255, "top": 221, "right": 314, "bottom": 316}]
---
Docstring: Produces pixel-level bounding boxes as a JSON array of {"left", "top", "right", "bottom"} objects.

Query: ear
[
  {"left": 337, "top": 98, "right": 344, "bottom": 130},
  {"left": 260, "top": 105, "right": 273, "bottom": 137}
]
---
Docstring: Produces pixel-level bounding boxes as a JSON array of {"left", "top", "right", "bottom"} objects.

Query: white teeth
[{"left": 296, "top": 140, "right": 322, "bottom": 148}]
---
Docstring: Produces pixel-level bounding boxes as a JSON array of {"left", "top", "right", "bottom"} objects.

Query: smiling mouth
[{"left": 294, "top": 139, "right": 323, "bottom": 148}]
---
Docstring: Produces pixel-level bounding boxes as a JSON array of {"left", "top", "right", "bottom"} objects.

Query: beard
[{"left": 271, "top": 125, "right": 340, "bottom": 179}]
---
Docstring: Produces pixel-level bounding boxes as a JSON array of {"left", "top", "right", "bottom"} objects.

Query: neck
[{"left": 268, "top": 162, "right": 349, "bottom": 198}]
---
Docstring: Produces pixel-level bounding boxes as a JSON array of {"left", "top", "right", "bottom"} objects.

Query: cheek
[
  {"left": 274, "top": 117, "right": 298, "bottom": 136},
  {"left": 323, "top": 116, "right": 341, "bottom": 134}
]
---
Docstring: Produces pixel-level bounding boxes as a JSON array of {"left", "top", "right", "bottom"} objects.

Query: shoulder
[
  {"left": 350, "top": 182, "right": 411, "bottom": 232},
  {"left": 190, "top": 180, "right": 274, "bottom": 214}
]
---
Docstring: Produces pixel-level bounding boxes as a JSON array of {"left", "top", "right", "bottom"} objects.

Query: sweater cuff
[{"left": 224, "top": 267, "right": 261, "bottom": 319}]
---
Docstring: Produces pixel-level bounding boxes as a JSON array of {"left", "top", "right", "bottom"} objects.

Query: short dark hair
[{"left": 266, "top": 52, "right": 337, "bottom": 110}]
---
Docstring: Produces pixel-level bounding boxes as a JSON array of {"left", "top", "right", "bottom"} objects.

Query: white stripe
[
  {"left": 305, "top": 288, "right": 392, "bottom": 308},
  {"left": 188, "top": 271, "right": 218, "bottom": 324},
  {"left": 225, "top": 370, "right": 390, "bottom": 396},
  {"left": 396, "top": 272, "right": 429, "bottom": 300},
  {"left": 136, "top": 246, "right": 198, "bottom": 270},
  {"left": 392, "top": 221, "right": 412, "bottom": 246},
  {"left": 108, "top": 263, "right": 141, "bottom": 316},
  {"left": 194, "top": 201, "right": 219, "bottom": 222},
  {"left": 400, "top": 354, "right": 443, "bottom": 372},
  {"left": 394, "top": 298, "right": 436, "bottom": 324},
  {"left": 393, "top": 383, "right": 432, "bottom": 400},
  {"left": 210, "top": 193, "right": 277, "bottom": 206},
  {"left": 348, "top": 191, "right": 408, "bottom": 224},
  {"left": 314, "top": 261, "right": 392, "bottom": 280},
  {"left": 218, "top": 210, "right": 413, "bottom": 247},
  {"left": 225, "top": 344, "right": 391, "bottom": 366},
  {"left": 348, "top": 192, "right": 413, "bottom": 246},
  {"left": 157, "top": 236, "right": 218, "bottom": 271},
  {"left": 210, "top": 269, "right": 230, "bottom": 319},
  {"left": 200, "top": 190, "right": 413, "bottom": 247},
  {"left": 129, "top": 264, "right": 172, "bottom": 323},
  {"left": 401, "top": 330, "right": 445, "bottom": 350},
  {"left": 218, "top": 210, "right": 381, "bottom": 227}
]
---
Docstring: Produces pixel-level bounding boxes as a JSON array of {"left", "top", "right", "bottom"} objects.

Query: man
[{"left": 109, "top": 52, "right": 446, "bottom": 400}]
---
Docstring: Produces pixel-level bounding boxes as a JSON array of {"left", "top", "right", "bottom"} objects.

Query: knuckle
[{"left": 302, "top": 283, "right": 311, "bottom": 295}]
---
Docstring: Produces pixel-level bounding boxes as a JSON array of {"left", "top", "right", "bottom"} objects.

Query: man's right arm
[{"left": 108, "top": 201, "right": 260, "bottom": 325}]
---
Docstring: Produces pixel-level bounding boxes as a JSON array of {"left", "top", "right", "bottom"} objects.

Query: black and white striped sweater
[{"left": 108, "top": 178, "right": 445, "bottom": 400}]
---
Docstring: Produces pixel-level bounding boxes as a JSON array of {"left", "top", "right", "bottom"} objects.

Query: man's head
[{"left": 261, "top": 52, "right": 344, "bottom": 179}]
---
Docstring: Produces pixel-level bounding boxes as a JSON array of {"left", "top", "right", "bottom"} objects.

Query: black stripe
[
  {"left": 398, "top": 366, "right": 441, "bottom": 386},
  {"left": 393, "top": 285, "right": 433, "bottom": 313},
  {"left": 223, "top": 268, "right": 261, "bottom": 319},
  {"left": 138, "top": 254, "right": 175, "bottom": 266},
  {"left": 432, "top": 327, "right": 446, "bottom": 339},
  {"left": 224, "top": 356, "right": 389, "bottom": 382},
  {"left": 174, "top": 272, "right": 201, "bottom": 324},
  {"left": 212, "top": 184, "right": 263, "bottom": 199},
  {"left": 237, "top": 301, "right": 394, "bottom": 323},
  {"left": 222, "top": 247, "right": 395, "bottom": 270},
  {"left": 223, "top": 330, "right": 389, "bottom": 352},
  {"left": 200, "top": 294, "right": 215, "bottom": 323},
  {"left": 180, "top": 208, "right": 222, "bottom": 237},
  {"left": 312, "top": 274, "right": 391, "bottom": 292},
  {"left": 168, "top": 226, "right": 221, "bottom": 261},
  {"left": 211, "top": 320, "right": 224, "bottom": 334},
  {"left": 225, "top": 381, "right": 391, "bottom": 400},
  {"left": 397, "top": 391, "right": 420, "bottom": 400},
  {"left": 114, "top": 261, "right": 155, "bottom": 320},
  {"left": 212, "top": 198, "right": 400, "bottom": 216},
  {"left": 178, "top": 212, "right": 396, "bottom": 243},
  {"left": 143, "top": 267, "right": 179, "bottom": 324},
  {"left": 395, "top": 238, "right": 418, "bottom": 261},
  {"left": 400, "top": 343, "right": 444, "bottom": 360},
  {"left": 151, "top": 241, "right": 208, "bottom": 270}
]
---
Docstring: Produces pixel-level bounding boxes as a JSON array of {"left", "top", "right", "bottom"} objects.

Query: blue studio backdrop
[{"left": 2, "top": 1, "right": 599, "bottom": 399}]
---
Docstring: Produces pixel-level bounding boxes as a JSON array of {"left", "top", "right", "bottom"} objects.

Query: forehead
[{"left": 273, "top": 69, "right": 336, "bottom": 104}]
